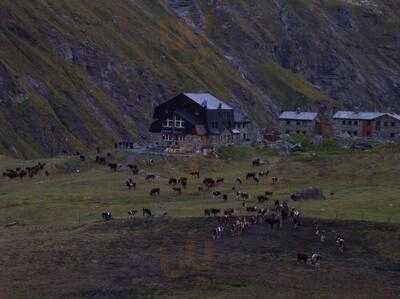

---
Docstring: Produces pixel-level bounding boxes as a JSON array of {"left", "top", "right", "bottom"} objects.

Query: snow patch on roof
[
  {"left": 279, "top": 111, "right": 318, "bottom": 121},
  {"left": 184, "top": 93, "right": 232, "bottom": 110}
]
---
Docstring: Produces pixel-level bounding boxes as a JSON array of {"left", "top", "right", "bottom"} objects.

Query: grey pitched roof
[
  {"left": 279, "top": 111, "right": 318, "bottom": 121},
  {"left": 184, "top": 93, "right": 232, "bottom": 110},
  {"left": 333, "top": 111, "right": 400, "bottom": 120}
]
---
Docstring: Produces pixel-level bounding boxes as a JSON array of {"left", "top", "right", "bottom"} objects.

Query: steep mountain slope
[
  {"left": 0, "top": 0, "right": 399, "bottom": 157},
  {"left": 174, "top": 0, "right": 400, "bottom": 108}
]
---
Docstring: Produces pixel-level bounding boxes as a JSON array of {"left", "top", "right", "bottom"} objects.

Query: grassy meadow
[
  {"left": 1, "top": 145, "right": 400, "bottom": 298},
  {"left": 0, "top": 144, "right": 399, "bottom": 226}
]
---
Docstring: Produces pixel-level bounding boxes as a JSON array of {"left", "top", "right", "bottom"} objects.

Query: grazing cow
[
  {"left": 126, "top": 180, "right": 136, "bottom": 190},
  {"left": 101, "top": 211, "right": 113, "bottom": 221},
  {"left": 336, "top": 236, "right": 345, "bottom": 254},
  {"left": 281, "top": 204, "right": 290, "bottom": 222},
  {"left": 246, "top": 172, "right": 257, "bottom": 180},
  {"left": 211, "top": 208, "right": 221, "bottom": 216},
  {"left": 96, "top": 156, "right": 106, "bottom": 164},
  {"left": 310, "top": 252, "right": 322, "bottom": 266},
  {"left": 173, "top": 187, "right": 182, "bottom": 194},
  {"left": 265, "top": 218, "right": 280, "bottom": 229},
  {"left": 265, "top": 191, "right": 273, "bottom": 196},
  {"left": 145, "top": 174, "right": 156, "bottom": 181},
  {"left": 146, "top": 159, "right": 154, "bottom": 166},
  {"left": 291, "top": 209, "right": 302, "bottom": 228},
  {"left": 246, "top": 206, "right": 258, "bottom": 213},
  {"left": 19, "top": 170, "right": 27, "bottom": 179},
  {"left": 257, "top": 195, "right": 268, "bottom": 203},
  {"left": 222, "top": 194, "right": 228, "bottom": 201},
  {"left": 253, "top": 177, "right": 260, "bottom": 184},
  {"left": 216, "top": 177, "right": 224, "bottom": 184},
  {"left": 297, "top": 253, "right": 308, "bottom": 264},
  {"left": 79, "top": 155, "right": 86, "bottom": 162},
  {"left": 181, "top": 180, "right": 187, "bottom": 189},
  {"left": 128, "top": 209, "right": 137, "bottom": 218},
  {"left": 291, "top": 193, "right": 304, "bottom": 201},
  {"left": 150, "top": 188, "right": 160, "bottom": 196},
  {"left": 235, "top": 177, "right": 242, "bottom": 185},
  {"left": 108, "top": 163, "right": 121, "bottom": 171},
  {"left": 168, "top": 178, "right": 178, "bottom": 185},
  {"left": 143, "top": 208, "right": 152, "bottom": 217},
  {"left": 272, "top": 177, "right": 279, "bottom": 184},
  {"left": 44, "top": 170, "right": 49, "bottom": 177},
  {"left": 212, "top": 226, "right": 224, "bottom": 240},
  {"left": 128, "top": 164, "right": 139, "bottom": 175},
  {"left": 252, "top": 158, "right": 265, "bottom": 167},
  {"left": 204, "top": 209, "right": 211, "bottom": 217},
  {"left": 259, "top": 170, "right": 270, "bottom": 177},
  {"left": 224, "top": 208, "right": 234, "bottom": 216},
  {"left": 198, "top": 186, "right": 204, "bottom": 192},
  {"left": 178, "top": 177, "right": 188, "bottom": 185},
  {"left": 203, "top": 178, "right": 215, "bottom": 189},
  {"left": 237, "top": 191, "right": 250, "bottom": 200},
  {"left": 212, "top": 191, "right": 222, "bottom": 198},
  {"left": 190, "top": 171, "right": 200, "bottom": 178}
]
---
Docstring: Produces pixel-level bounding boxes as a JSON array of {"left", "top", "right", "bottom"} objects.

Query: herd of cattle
[
  {"left": 3, "top": 162, "right": 48, "bottom": 179},
  {"left": 98, "top": 156, "right": 346, "bottom": 267},
  {"left": 2, "top": 153, "right": 345, "bottom": 267}
]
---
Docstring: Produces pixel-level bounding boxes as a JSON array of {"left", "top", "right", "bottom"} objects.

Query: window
[
  {"left": 391, "top": 122, "right": 395, "bottom": 127},
  {"left": 162, "top": 134, "right": 174, "bottom": 141},
  {"left": 384, "top": 122, "right": 388, "bottom": 127},
  {"left": 177, "top": 136, "right": 185, "bottom": 142},
  {"left": 296, "top": 121, "right": 301, "bottom": 126},
  {"left": 354, "top": 121, "right": 358, "bottom": 126},
  {"left": 162, "top": 115, "right": 185, "bottom": 128},
  {"left": 211, "top": 121, "right": 219, "bottom": 129},
  {"left": 302, "top": 131, "right": 307, "bottom": 135},
  {"left": 296, "top": 130, "right": 300, "bottom": 134},
  {"left": 175, "top": 116, "right": 184, "bottom": 128},
  {"left": 286, "top": 120, "right": 291, "bottom": 125},
  {"left": 354, "top": 131, "right": 358, "bottom": 136},
  {"left": 390, "top": 133, "right": 396, "bottom": 138},
  {"left": 342, "top": 120, "right": 346, "bottom": 125},
  {"left": 286, "top": 130, "right": 290, "bottom": 134}
]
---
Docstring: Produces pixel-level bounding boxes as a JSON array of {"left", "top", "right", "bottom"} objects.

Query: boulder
[{"left": 291, "top": 187, "right": 326, "bottom": 201}]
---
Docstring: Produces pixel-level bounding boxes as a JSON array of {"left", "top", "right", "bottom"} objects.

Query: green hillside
[{"left": 1, "top": 0, "right": 400, "bottom": 157}]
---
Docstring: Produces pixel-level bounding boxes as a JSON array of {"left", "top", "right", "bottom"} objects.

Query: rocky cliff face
[
  {"left": 168, "top": 0, "right": 400, "bottom": 109},
  {"left": 0, "top": 0, "right": 399, "bottom": 157}
]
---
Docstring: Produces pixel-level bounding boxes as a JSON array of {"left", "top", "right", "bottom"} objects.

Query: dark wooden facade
[{"left": 149, "top": 93, "right": 248, "bottom": 150}]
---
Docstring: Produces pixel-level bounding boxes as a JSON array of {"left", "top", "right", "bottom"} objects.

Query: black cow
[
  {"left": 102, "top": 211, "right": 113, "bottom": 221},
  {"left": 150, "top": 188, "right": 160, "bottom": 196},
  {"left": 143, "top": 208, "right": 152, "bottom": 217}
]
